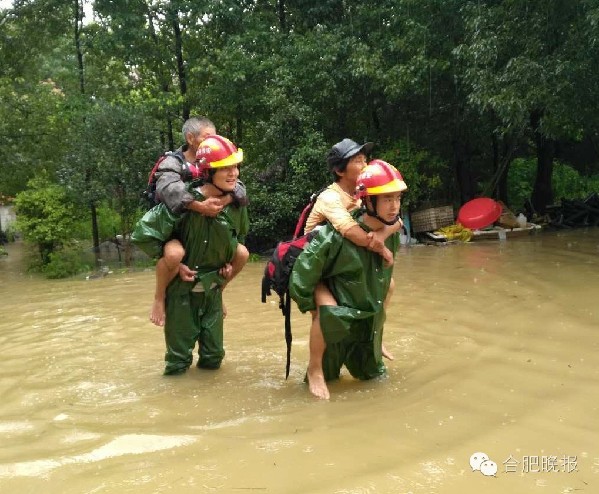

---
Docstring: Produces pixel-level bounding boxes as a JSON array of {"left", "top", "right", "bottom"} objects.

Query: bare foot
[
  {"left": 382, "top": 344, "right": 394, "bottom": 361},
  {"left": 222, "top": 301, "right": 227, "bottom": 319},
  {"left": 150, "top": 299, "right": 165, "bottom": 327},
  {"left": 307, "top": 367, "right": 330, "bottom": 400}
]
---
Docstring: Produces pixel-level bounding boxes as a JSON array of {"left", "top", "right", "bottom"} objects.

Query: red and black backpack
[
  {"left": 261, "top": 187, "right": 325, "bottom": 378},
  {"left": 142, "top": 150, "right": 189, "bottom": 208}
]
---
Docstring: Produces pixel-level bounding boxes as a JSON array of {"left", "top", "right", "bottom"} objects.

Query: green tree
[
  {"left": 456, "top": 0, "right": 599, "bottom": 213},
  {"left": 3, "top": 0, "right": 598, "bottom": 253},
  {"left": 0, "top": 1, "right": 74, "bottom": 197},
  {"left": 0, "top": 78, "right": 71, "bottom": 197},
  {"left": 60, "top": 101, "right": 163, "bottom": 265},
  {"left": 14, "top": 173, "right": 79, "bottom": 265}
]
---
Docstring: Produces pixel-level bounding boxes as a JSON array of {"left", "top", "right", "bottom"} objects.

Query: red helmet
[
  {"left": 195, "top": 135, "right": 243, "bottom": 175},
  {"left": 355, "top": 160, "right": 407, "bottom": 198}
]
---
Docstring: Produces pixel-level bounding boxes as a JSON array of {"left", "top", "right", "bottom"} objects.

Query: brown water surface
[{"left": 1, "top": 230, "right": 598, "bottom": 493}]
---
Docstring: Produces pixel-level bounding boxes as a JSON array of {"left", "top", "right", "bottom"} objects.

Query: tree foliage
[
  {"left": 1, "top": 0, "right": 598, "bottom": 260},
  {"left": 455, "top": 0, "right": 599, "bottom": 211},
  {"left": 14, "top": 173, "right": 79, "bottom": 264}
]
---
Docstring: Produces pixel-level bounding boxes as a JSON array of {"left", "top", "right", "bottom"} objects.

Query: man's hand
[
  {"left": 188, "top": 197, "right": 224, "bottom": 218},
  {"left": 366, "top": 231, "right": 394, "bottom": 267},
  {"left": 366, "top": 231, "right": 385, "bottom": 253},
  {"left": 178, "top": 263, "right": 197, "bottom": 282},
  {"left": 380, "top": 246, "right": 394, "bottom": 267},
  {"left": 345, "top": 225, "right": 394, "bottom": 266},
  {"left": 219, "top": 263, "right": 233, "bottom": 280}
]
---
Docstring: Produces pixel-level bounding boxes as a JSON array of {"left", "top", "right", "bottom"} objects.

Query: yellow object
[{"left": 435, "top": 224, "right": 473, "bottom": 242}]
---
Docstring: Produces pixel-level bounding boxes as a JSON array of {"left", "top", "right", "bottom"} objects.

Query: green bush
[
  {"left": 379, "top": 140, "right": 453, "bottom": 210},
  {"left": 553, "top": 164, "right": 599, "bottom": 201},
  {"left": 508, "top": 158, "right": 599, "bottom": 211},
  {"left": 4, "top": 223, "right": 18, "bottom": 242},
  {"left": 42, "top": 243, "right": 91, "bottom": 279},
  {"left": 507, "top": 158, "right": 536, "bottom": 211},
  {"left": 59, "top": 202, "right": 124, "bottom": 243},
  {"left": 97, "top": 202, "right": 123, "bottom": 240},
  {"left": 14, "top": 174, "right": 79, "bottom": 265},
  {"left": 246, "top": 140, "right": 329, "bottom": 250}
]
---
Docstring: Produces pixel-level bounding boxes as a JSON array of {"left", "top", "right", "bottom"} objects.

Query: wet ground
[{"left": 1, "top": 229, "right": 598, "bottom": 493}]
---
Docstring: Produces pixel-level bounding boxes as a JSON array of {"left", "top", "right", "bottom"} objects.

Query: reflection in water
[{"left": 1, "top": 230, "right": 598, "bottom": 493}]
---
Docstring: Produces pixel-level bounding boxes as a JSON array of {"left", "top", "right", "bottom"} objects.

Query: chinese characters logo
[{"left": 470, "top": 451, "right": 578, "bottom": 477}]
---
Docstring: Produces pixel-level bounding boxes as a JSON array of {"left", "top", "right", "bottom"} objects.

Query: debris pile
[{"left": 546, "top": 194, "right": 599, "bottom": 228}]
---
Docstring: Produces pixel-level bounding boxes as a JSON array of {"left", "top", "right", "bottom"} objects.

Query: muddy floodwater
[{"left": 1, "top": 229, "right": 598, "bottom": 493}]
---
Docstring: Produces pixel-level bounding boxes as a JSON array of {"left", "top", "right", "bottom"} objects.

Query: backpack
[
  {"left": 261, "top": 187, "right": 326, "bottom": 379},
  {"left": 141, "top": 150, "right": 186, "bottom": 208}
]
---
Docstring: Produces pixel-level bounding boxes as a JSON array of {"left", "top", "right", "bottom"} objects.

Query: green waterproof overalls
[
  {"left": 289, "top": 218, "right": 398, "bottom": 381},
  {"left": 134, "top": 187, "right": 249, "bottom": 375}
]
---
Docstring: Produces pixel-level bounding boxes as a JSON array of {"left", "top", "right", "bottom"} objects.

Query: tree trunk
[
  {"left": 122, "top": 213, "right": 133, "bottom": 268},
  {"left": 170, "top": 9, "right": 189, "bottom": 121},
  {"left": 452, "top": 139, "right": 474, "bottom": 204},
  {"left": 530, "top": 111, "right": 555, "bottom": 214},
  {"left": 277, "top": 0, "right": 286, "bottom": 32},
  {"left": 146, "top": 6, "right": 174, "bottom": 150},
  {"left": 90, "top": 201, "right": 100, "bottom": 266},
  {"left": 167, "top": 118, "right": 174, "bottom": 150},
  {"left": 75, "top": 0, "right": 100, "bottom": 267},
  {"left": 371, "top": 109, "right": 381, "bottom": 135},
  {"left": 236, "top": 114, "right": 243, "bottom": 144},
  {"left": 492, "top": 133, "right": 510, "bottom": 205},
  {"left": 497, "top": 161, "right": 509, "bottom": 206},
  {"left": 74, "top": 0, "right": 85, "bottom": 95}
]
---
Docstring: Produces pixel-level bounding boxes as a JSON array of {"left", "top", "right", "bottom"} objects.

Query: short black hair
[{"left": 330, "top": 158, "right": 350, "bottom": 182}]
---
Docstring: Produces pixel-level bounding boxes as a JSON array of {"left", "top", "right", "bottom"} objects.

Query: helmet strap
[
  {"left": 212, "top": 183, "right": 228, "bottom": 195},
  {"left": 364, "top": 197, "right": 401, "bottom": 226},
  {"left": 203, "top": 181, "right": 228, "bottom": 197}
]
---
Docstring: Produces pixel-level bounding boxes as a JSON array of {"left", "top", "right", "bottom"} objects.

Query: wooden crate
[{"left": 411, "top": 206, "right": 454, "bottom": 233}]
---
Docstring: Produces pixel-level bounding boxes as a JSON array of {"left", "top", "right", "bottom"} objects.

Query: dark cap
[{"left": 327, "top": 138, "right": 374, "bottom": 168}]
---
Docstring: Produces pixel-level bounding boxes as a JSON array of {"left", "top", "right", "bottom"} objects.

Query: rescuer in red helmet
[
  {"left": 289, "top": 160, "right": 407, "bottom": 398},
  {"left": 137, "top": 117, "right": 249, "bottom": 328},
  {"left": 301, "top": 138, "right": 404, "bottom": 399},
  {"left": 133, "top": 135, "right": 249, "bottom": 375}
]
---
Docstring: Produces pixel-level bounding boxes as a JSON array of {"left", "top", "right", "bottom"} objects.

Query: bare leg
[
  {"left": 230, "top": 243, "right": 249, "bottom": 280},
  {"left": 150, "top": 239, "right": 185, "bottom": 327},
  {"left": 382, "top": 277, "right": 395, "bottom": 360},
  {"left": 307, "top": 282, "right": 337, "bottom": 400},
  {"left": 221, "top": 243, "right": 249, "bottom": 318}
]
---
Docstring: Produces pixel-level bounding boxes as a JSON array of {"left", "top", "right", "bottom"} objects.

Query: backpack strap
[
  {"left": 147, "top": 150, "right": 186, "bottom": 185},
  {"left": 282, "top": 289, "right": 292, "bottom": 379},
  {"left": 147, "top": 156, "right": 166, "bottom": 185},
  {"left": 170, "top": 149, "right": 186, "bottom": 164},
  {"left": 261, "top": 263, "right": 272, "bottom": 303},
  {"left": 292, "top": 186, "right": 328, "bottom": 239}
]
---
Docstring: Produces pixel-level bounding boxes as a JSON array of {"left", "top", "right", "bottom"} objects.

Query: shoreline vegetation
[
  {"left": 3, "top": 219, "right": 598, "bottom": 281},
  {"left": 1, "top": 2, "right": 598, "bottom": 279}
]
